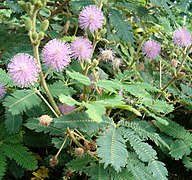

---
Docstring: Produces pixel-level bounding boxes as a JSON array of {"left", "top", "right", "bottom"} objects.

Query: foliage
[{"left": 0, "top": 0, "right": 191, "bottom": 179}]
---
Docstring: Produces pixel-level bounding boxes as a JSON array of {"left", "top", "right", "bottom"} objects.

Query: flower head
[
  {"left": 71, "top": 37, "right": 93, "bottom": 62},
  {"left": 39, "top": 115, "right": 53, "bottom": 126},
  {"left": 79, "top": 5, "right": 104, "bottom": 32},
  {"left": 0, "top": 83, "right": 6, "bottom": 98},
  {"left": 99, "top": 49, "right": 115, "bottom": 62},
  {"left": 112, "top": 58, "right": 123, "bottom": 69},
  {"left": 173, "top": 28, "right": 192, "bottom": 47},
  {"left": 58, "top": 104, "right": 76, "bottom": 115},
  {"left": 42, "top": 39, "right": 71, "bottom": 71},
  {"left": 142, "top": 40, "right": 161, "bottom": 60},
  {"left": 8, "top": 53, "right": 39, "bottom": 88}
]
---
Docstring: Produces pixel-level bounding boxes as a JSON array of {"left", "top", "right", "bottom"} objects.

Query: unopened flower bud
[
  {"left": 38, "top": 31, "right": 45, "bottom": 40},
  {"left": 178, "top": 72, "right": 185, "bottom": 77},
  {"left": 26, "top": 2, "right": 32, "bottom": 11},
  {"left": 38, "top": 115, "right": 53, "bottom": 126},
  {"left": 171, "top": 59, "right": 178, "bottom": 68},
  {"left": 35, "top": 1, "right": 43, "bottom": 8},
  {"left": 41, "top": 19, "right": 49, "bottom": 32},
  {"left": 31, "top": 0, "right": 38, "bottom": 4},
  {"left": 25, "top": 19, "right": 32, "bottom": 31},
  {"left": 93, "top": 59, "right": 99, "bottom": 67},
  {"left": 32, "top": 32, "right": 38, "bottom": 40},
  {"left": 75, "top": 147, "right": 84, "bottom": 157},
  {"left": 49, "top": 156, "right": 58, "bottom": 167},
  {"left": 18, "top": 1, "right": 27, "bottom": 10}
]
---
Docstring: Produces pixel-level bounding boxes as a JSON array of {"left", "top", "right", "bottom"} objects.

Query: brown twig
[{"left": 48, "top": 0, "right": 70, "bottom": 20}]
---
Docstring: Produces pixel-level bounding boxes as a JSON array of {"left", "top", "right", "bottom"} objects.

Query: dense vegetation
[{"left": 0, "top": 0, "right": 192, "bottom": 179}]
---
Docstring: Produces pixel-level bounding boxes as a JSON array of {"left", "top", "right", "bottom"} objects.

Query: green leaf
[
  {"left": 182, "top": 155, "right": 192, "bottom": 170},
  {"left": 1, "top": 144, "right": 37, "bottom": 170},
  {"left": 148, "top": 160, "right": 168, "bottom": 180},
  {"left": 25, "top": 118, "right": 63, "bottom": 135},
  {"left": 122, "top": 128, "right": 157, "bottom": 162},
  {"left": 47, "top": 81, "right": 75, "bottom": 98},
  {"left": 95, "top": 80, "right": 123, "bottom": 92},
  {"left": 142, "top": 99, "right": 174, "bottom": 114},
  {"left": 3, "top": 132, "right": 23, "bottom": 144},
  {"left": 109, "top": 9, "right": 133, "bottom": 43},
  {"left": 67, "top": 154, "right": 95, "bottom": 173},
  {"left": 85, "top": 163, "right": 109, "bottom": 180},
  {"left": 66, "top": 70, "right": 91, "bottom": 85},
  {"left": 54, "top": 113, "right": 110, "bottom": 133},
  {"left": 115, "top": 105, "right": 142, "bottom": 116},
  {"left": 0, "top": 68, "right": 14, "bottom": 86},
  {"left": 170, "top": 140, "right": 191, "bottom": 160},
  {"left": 3, "top": 90, "right": 41, "bottom": 115},
  {"left": 97, "top": 125, "right": 128, "bottom": 171},
  {"left": 108, "top": 167, "right": 134, "bottom": 180},
  {"left": 0, "top": 152, "right": 7, "bottom": 179},
  {"left": 59, "top": 94, "right": 81, "bottom": 106},
  {"left": 84, "top": 102, "right": 106, "bottom": 122},
  {"left": 5, "top": 111, "right": 22, "bottom": 134}
]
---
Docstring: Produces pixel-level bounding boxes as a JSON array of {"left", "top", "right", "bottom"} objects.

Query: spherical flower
[
  {"left": 112, "top": 58, "right": 123, "bottom": 69},
  {"left": 58, "top": 104, "right": 76, "bottom": 115},
  {"left": 71, "top": 37, "right": 93, "bottom": 62},
  {"left": 79, "top": 5, "right": 104, "bottom": 32},
  {"left": 142, "top": 40, "right": 161, "bottom": 60},
  {"left": 42, "top": 39, "right": 71, "bottom": 71},
  {"left": 173, "top": 28, "right": 192, "bottom": 47},
  {"left": 8, "top": 53, "right": 39, "bottom": 88},
  {"left": 0, "top": 83, "right": 6, "bottom": 98},
  {"left": 38, "top": 115, "right": 53, "bottom": 126}
]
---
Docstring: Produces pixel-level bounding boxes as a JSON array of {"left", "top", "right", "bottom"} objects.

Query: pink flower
[
  {"left": 42, "top": 39, "right": 71, "bottom": 71},
  {"left": 58, "top": 104, "right": 76, "bottom": 115},
  {"left": 0, "top": 83, "right": 6, "bottom": 98},
  {"left": 142, "top": 40, "right": 161, "bottom": 60},
  {"left": 8, "top": 54, "right": 39, "bottom": 88},
  {"left": 79, "top": 5, "right": 104, "bottom": 32},
  {"left": 173, "top": 28, "right": 192, "bottom": 47},
  {"left": 71, "top": 37, "right": 93, "bottom": 62}
]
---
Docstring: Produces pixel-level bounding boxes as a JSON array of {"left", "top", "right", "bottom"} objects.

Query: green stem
[
  {"left": 155, "top": 44, "right": 192, "bottom": 100},
  {"left": 55, "top": 136, "right": 68, "bottom": 158}
]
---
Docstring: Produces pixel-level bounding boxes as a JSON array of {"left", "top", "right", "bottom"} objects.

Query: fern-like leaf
[
  {"left": 5, "top": 111, "right": 22, "bottom": 134},
  {"left": 169, "top": 140, "right": 191, "bottom": 160},
  {"left": 148, "top": 160, "right": 168, "bottom": 180},
  {"left": 108, "top": 167, "right": 134, "bottom": 180},
  {"left": 0, "top": 68, "right": 14, "bottom": 86},
  {"left": 109, "top": 9, "right": 133, "bottom": 43},
  {"left": 3, "top": 90, "right": 41, "bottom": 115},
  {"left": 1, "top": 144, "right": 37, "bottom": 170},
  {"left": 67, "top": 154, "right": 95, "bottom": 173},
  {"left": 182, "top": 155, "right": 192, "bottom": 170},
  {"left": 0, "top": 152, "right": 7, "bottom": 179},
  {"left": 85, "top": 163, "right": 109, "bottom": 180},
  {"left": 97, "top": 125, "right": 128, "bottom": 171},
  {"left": 25, "top": 118, "right": 63, "bottom": 135},
  {"left": 122, "top": 128, "right": 157, "bottom": 162}
]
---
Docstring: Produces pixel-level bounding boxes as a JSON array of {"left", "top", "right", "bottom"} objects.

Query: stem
[
  {"left": 159, "top": 60, "right": 162, "bottom": 89},
  {"left": 66, "top": 128, "right": 85, "bottom": 149},
  {"left": 55, "top": 136, "right": 68, "bottom": 158},
  {"left": 35, "top": 89, "right": 59, "bottom": 117},
  {"left": 33, "top": 45, "right": 61, "bottom": 116},
  {"left": 128, "top": 37, "right": 146, "bottom": 70}
]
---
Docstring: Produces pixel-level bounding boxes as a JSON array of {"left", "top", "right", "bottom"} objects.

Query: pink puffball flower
[
  {"left": 8, "top": 53, "right": 40, "bottom": 88},
  {"left": 42, "top": 39, "right": 71, "bottom": 71},
  {"left": 173, "top": 28, "right": 192, "bottom": 47},
  {"left": 79, "top": 5, "right": 104, "bottom": 32},
  {"left": 0, "top": 83, "right": 6, "bottom": 98},
  {"left": 71, "top": 37, "right": 93, "bottom": 62},
  {"left": 58, "top": 104, "right": 76, "bottom": 115},
  {"left": 142, "top": 40, "right": 161, "bottom": 60}
]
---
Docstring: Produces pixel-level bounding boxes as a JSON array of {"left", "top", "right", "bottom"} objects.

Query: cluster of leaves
[{"left": 0, "top": 0, "right": 191, "bottom": 179}]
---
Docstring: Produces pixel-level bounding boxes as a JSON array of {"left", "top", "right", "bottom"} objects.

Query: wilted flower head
[
  {"left": 173, "top": 28, "right": 192, "bottom": 47},
  {"left": 99, "top": 49, "right": 115, "bottom": 62},
  {"left": 0, "top": 83, "right": 6, "bottom": 98},
  {"left": 142, "top": 40, "right": 161, "bottom": 60},
  {"left": 71, "top": 37, "right": 93, "bottom": 62},
  {"left": 39, "top": 115, "right": 53, "bottom": 126},
  {"left": 42, "top": 39, "right": 71, "bottom": 71},
  {"left": 8, "top": 53, "right": 39, "bottom": 88},
  {"left": 58, "top": 104, "right": 76, "bottom": 115},
  {"left": 79, "top": 5, "right": 104, "bottom": 32},
  {"left": 112, "top": 58, "right": 123, "bottom": 69}
]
